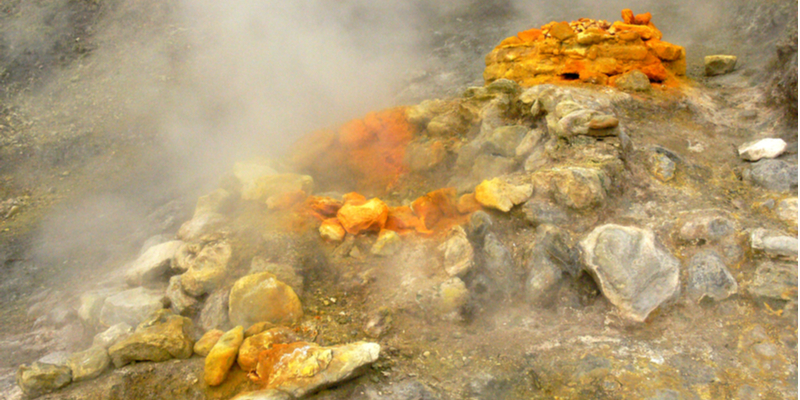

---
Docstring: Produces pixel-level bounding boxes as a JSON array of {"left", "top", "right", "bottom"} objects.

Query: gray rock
[
  {"left": 249, "top": 257, "right": 304, "bottom": 296},
  {"left": 166, "top": 275, "right": 199, "bottom": 315},
  {"left": 482, "top": 233, "right": 517, "bottom": 299},
  {"left": 77, "top": 289, "right": 115, "bottom": 326},
  {"left": 515, "top": 128, "right": 547, "bottom": 158},
  {"left": 139, "top": 234, "right": 171, "bottom": 256},
  {"left": 738, "top": 138, "right": 788, "bottom": 161},
  {"left": 536, "top": 167, "right": 609, "bottom": 210},
  {"left": 484, "top": 125, "right": 528, "bottom": 157},
  {"left": 180, "top": 240, "right": 234, "bottom": 297},
  {"left": 525, "top": 225, "right": 575, "bottom": 304},
  {"left": 177, "top": 212, "right": 228, "bottom": 242},
  {"left": 467, "top": 211, "right": 493, "bottom": 239},
  {"left": 199, "top": 288, "right": 232, "bottom": 332},
  {"left": 405, "top": 140, "right": 446, "bottom": 172},
  {"left": 407, "top": 99, "right": 449, "bottom": 127},
  {"left": 743, "top": 159, "right": 798, "bottom": 192},
  {"left": 523, "top": 145, "right": 549, "bottom": 172},
  {"left": 124, "top": 240, "right": 183, "bottom": 287},
  {"left": 37, "top": 352, "right": 70, "bottom": 367},
  {"left": 649, "top": 151, "right": 676, "bottom": 181},
  {"left": 99, "top": 287, "right": 165, "bottom": 327},
  {"left": 687, "top": 250, "right": 738, "bottom": 302},
  {"left": 16, "top": 362, "right": 72, "bottom": 397},
  {"left": 750, "top": 228, "right": 798, "bottom": 258},
  {"left": 523, "top": 200, "right": 569, "bottom": 227},
  {"left": 677, "top": 210, "right": 737, "bottom": 244},
  {"left": 704, "top": 55, "right": 737, "bottom": 76},
  {"left": 67, "top": 346, "right": 110, "bottom": 382},
  {"left": 108, "top": 311, "right": 195, "bottom": 368},
  {"left": 439, "top": 226, "right": 474, "bottom": 277},
  {"left": 748, "top": 261, "right": 798, "bottom": 301},
  {"left": 615, "top": 70, "right": 651, "bottom": 91},
  {"left": 92, "top": 323, "right": 133, "bottom": 349},
  {"left": 580, "top": 224, "right": 681, "bottom": 322}
]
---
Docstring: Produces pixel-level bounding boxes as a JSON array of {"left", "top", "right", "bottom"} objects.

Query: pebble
[{"left": 738, "top": 138, "right": 788, "bottom": 161}]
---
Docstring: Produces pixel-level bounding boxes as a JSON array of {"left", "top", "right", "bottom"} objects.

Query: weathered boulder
[
  {"left": 686, "top": 251, "right": 738, "bottom": 302},
  {"left": 166, "top": 275, "right": 198, "bottom": 315},
  {"left": 250, "top": 341, "right": 381, "bottom": 398},
  {"left": 92, "top": 323, "right": 132, "bottom": 349},
  {"left": 99, "top": 287, "right": 165, "bottom": 327},
  {"left": 337, "top": 198, "right": 390, "bottom": 235},
  {"left": 523, "top": 200, "right": 569, "bottom": 227},
  {"left": 474, "top": 178, "right": 533, "bottom": 212},
  {"left": 405, "top": 139, "right": 447, "bottom": 172},
  {"left": 525, "top": 225, "right": 575, "bottom": 304},
  {"left": 16, "top": 362, "right": 72, "bottom": 397},
  {"left": 228, "top": 272, "right": 303, "bottom": 328},
  {"left": 66, "top": 346, "right": 110, "bottom": 382},
  {"left": 194, "top": 329, "right": 224, "bottom": 357},
  {"left": 124, "top": 240, "right": 183, "bottom": 287},
  {"left": 534, "top": 167, "right": 609, "bottom": 210},
  {"left": 704, "top": 55, "right": 737, "bottom": 76},
  {"left": 439, "top": 226, "right": 474, "bottom": 277},
  {"left": 482, "top": 233, "right": 517, "bottom": 299},
  {"left": 108, "top": 311, "right": 195, "bottom": 368},
  {"left": 485, "top": 125, "right": 529, "bottom": 157},
  {"left": 180, "top": 240, "right": 234, "bottom": 297},
  {"left": 738, "top": 138, "right": 788, "bottom": 161},
  {"left": 194, "top": 188, "right": 234, "bottom": 217},
  {"left": 580, "top": 224, "right": 680, "bottom": 322},
  {"left": 742, "top": 159, "right": 798, "bottom": 192},
  {"left": 204, "top": 325, "right": 244, "bottom": 386},
  {"left": 177, "top": 213, "right": 228, "bottom": 242},
  {"left": 237, "top": 327, "right": 300, "bottom": 372}
]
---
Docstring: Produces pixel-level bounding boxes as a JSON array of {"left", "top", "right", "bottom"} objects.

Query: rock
[
  {"left": 434, "top": 277, "right": 469, "bottom": 316},
  {"left": 362, "top": 309, "right": 392, "bottom": 339},
  {"left": 525, "top": 225, "right": 575, "bottom": 304},
  {"left": 467, "top": 211, "right": 493, "bottom": 238},
  {"left": 194, "top": 188, "right": 233, "bottom": 217},
  {"left": 539, "top": 167, "right": 609, "bottom": 210},
  {"left": 237, "top": 327, "right": 300, "bottom": 372},
  {"left": 177, "top": 213, "right": 228, "bottom": 242},
  {"left": 337, "top": 198, "right": 390, "bottom": 235},
  {"left": 139, "top": 234, "right": 171, "bottom": 256},
  {"left": 482, "top": 233, "right": 517, "bottom": 299},
  {"left": 515, "top": 128, "right": 547, "bottom": 158},
  {"left": 649, "top": 151, "right": 676, "bottom": 181},
  {"left": 231, "top": 390, "right": 292, "bottom": 400},
  {"left": 249, "top": 258, "right": 304, "bottom": 297},
  {"left": 67, "top": 346, "right": 110, "bottom": 382},
  {"left": 523, "top": 200, "right": 569, "bottom": 227},
  {"left": 686, "top": 251, "right": 738, "bottom": 302},
  {"left": 750, "top": 228, "right": 798, "bottom": 258},
  {"left": 615, "top": 70, "right": 651, "bottom": 91},
  {"left": 405, "top": 140, "right": 446, "bottom": 172},
  {"left": 485, "top": 125, "right": 529, "bottom": 157},
  {"left": 580, "top": 224, "right": 681, "bottom": 322},
  {"left": 738, "top": 138, "right": 788, "bottom": 161},
  {"left": 37, "top": 352, "right": 70, "bottom": 367},
  {"left": 742, "top": 159, "right": 798, "bottom": 192},
  {"left": 407, "top": 99, "right": 449, "bottom": 127},
  {"left": 250, "top": 341, "right": 380, "bottom": 398},
  {"left": 166, "top": 275, "right": 198, "bottom": 315},
  {"left": 180, "top": 240, "right": 234, "bottom": 297},
  {"left": 108, "top": 311, "right": 195, "bottom": 368},
  {"left": 439, "top": 226, "right": 474, "bottom": 277},
  {"left": 16, "top": 362, "right": 72, "bottom": 397},
  {"left": 748, "top": 261, "right": 797, "bottom": 301},
  {"left": 776, "top": 197, "right": 798, "bottom": 226},
  {"left": 676, "top": 210, "right": 737, "bottom": 244},
  {"left": 78, "top": 289, "right": 114, "bottom": 326},
  {"left": 474, "top": 178, "right": 533, "bottom": 212},
  {"left": 320, "top": 218, "right": 346, "bottom": 242},
  {"left": 371, "top": 229, "right": 401, "bottom": 256},
  {"left": 350, "top": 380, "right": 439, "bottom": 400},
  {"left": 241, "top": 172, "right": 313, "bottom": 203},
  {"left": 204, "top": 325, "right": 244, "bottom": 386},
  {"left": 92, "top": 323, "right": 133, "bottom": 349},
  {"left": 228, "top": 272, "right": 303, "bottom": 328},
  {"left": 194, "top": 329, "right": 224, "bottom": 357},
  {"left": 704, "top": 55, "right": 737, "bottom": 76},
  {"left": 200, "top": 288, "right": 231, "bottom": 332},
  {"left": 99, "top": 287, "right": 165, "bottom": 327},
  {"left": 244, "top": 321, "right": 277, "bottom": 337}
]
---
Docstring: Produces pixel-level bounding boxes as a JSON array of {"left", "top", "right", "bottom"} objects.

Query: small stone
[
  {"left": 467, "top": 211, "right": 493, "bottom": 238},
  {"left": 474, "top": 178, "right": 533, "bottom": 212},
  {"left": 99, "top": 287, "right": 165, "bottom": 328},
  {"left": 742, "top": 159, "right": 798, "bottom": 192},
  {"left": 615, "top": 70, "right": 651, "bottom": 91},
  {"left": 92, "top": 323, "right": 133, "bottom": 349},
  {"left": 16, "top": 362, "right": 72, "bottom": 397},
  {"left": 124, "top": 240, "right": 184, "bottom": 286},
  {"left": 439, "top": 226, "right": 474, "bottom": 277},
  {"left": 320, "top": 218, "right": 346, "bottom": 242},
  {"left": 750, "top": 228, "right": 798, "bottom": 258},
  {"left": 580, "top": 224, "right": 680, "bottom": 322},
  {"left": 67, "top": 346, "right": 110, "bottom": 382},
  {"left": 180, "top": 240, "right": 234, "bottom": 297},
  {"left": 687, "top": 250, "right": 738, "bottom": 302},
  {"left": 650, "top": 152, "right": 676, "bottom": 181},
  {"left": 337, "top": 198, "right": 390, "bottom": 235},
  {"left": 194, "top": 329, "right": 224, "bottom": 357},
  {"left": 738, "top": 138, "right": 788, "bottom": 161},
  {"left": 228, "top": 272, "right": 303, "bottom": 328},
  {"left": 371, "top": 230, "right": 401, "bottom": 256},
  {"left": 204, "top": 325, "right": 244, "bottom": 386},
  {"left": 776, "top": 197, "right": 798, "bottom": 226},
  {"left": 199, "top": 288, "right": 232, "bottom": 332},
  {"left": 108, "top": 311, "right": 195, "bottom": 368},
  {"left": 704, "top": 55, "right": 737, "bottom": 76},
  {"left": 748, "top": 261, "right": 798, "bottom": 301},
  {"left": 237, "top": 327, "right": 300, "bottom": 372},
  {"left": 435, "top": 277, "right": 469, "bottom": 316},
  {"left": 677, "top": 210, "right": 736, "bottom": 244},
  {"left": 166, "top": 275, "right": 198, "bottom": 315}
]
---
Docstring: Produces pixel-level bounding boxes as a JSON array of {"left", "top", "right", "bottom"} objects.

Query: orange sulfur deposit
[{"left": 484, "top": 9, "right": 686, "bottom": 88}]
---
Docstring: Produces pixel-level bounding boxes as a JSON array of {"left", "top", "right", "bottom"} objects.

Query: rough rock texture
[
  {"left": 738, "top": 138, "right": 788, "bottom": 161},
  {"left": 99, "top": 287, "right": 165, "bottom": 328},
  {"left": 124, "top": 240, "right": 183, "bottom": 287},
  {"left": 237, "top": 327, "right": 300, "bottom": 372},
  {"left": 482, "top": 233, "right": 517, "bottom": 299},
  {"left": 742, "top": 159, "right": 798, "bottom": 192},
  {"left": 251, "top": 341, "right": 381, "bottom": 398},
  {"left": 439, "top": 226, "right": 474, "bottom": 277},
  {"left": 249, "top": 258, "right": 304, "bottom": 297},
  {"left": 750, "top": 228, "right": 798, "bottom": 258},
  {"left": 108, "top": 311, "right": 195, "bottom": 368},
  {"left": 194, "top": 329, "right": 224, "bottom": 357},
  {"left": 474, "top": 178, "right": 533, "bottom": 212},
  {"left": 92, "top": 323, "right": 133, "bottom": 349},
  {"left": 747, "top": 261, "right": 798, "bottom": 301},
  {"left": 615, "top": 70, "right": 652, "bottom": 91},
  {"left": 676, "top": 209, "right": 736, "bottom": 244},
  {"left": 180, "top": 240, "right": 234, "bottom": 297},
  {"left": 686, "top": 251, "right": 738, "bottom": 302},
  {"left": 228, "top": 272, "right": 303, "bottom": 328},
  {"left": 580, "top": 224, "right": 680, "bottom": 321},
  {"left": 534, "top": 167, "right": 609, "bottom": 210},
  {"left": 16, "top": 362, "right": 72, "bottom": 397},
  {"left": 67, "top": 346, "right": 110, "bottom": 382},
  {"left": 204, "top": 325, "right": 244, "bottom": 386},
  {"left": 484, "top": 10, "right": 685, "bottom": 87},
  {"left": 337, "top": 198, "right": 390, "bottom": 235},
  {"left": 525, "top": 225, "right": 575, "bottom": 304},
  {"left": 177, "top": 213, "right": 229, "bottom": 242},
  {"left": 200, "top": 288, "right": 232, "bottom": 332},
  {"left": 166, "top": 275, "right": 198, "bottom": 315},
  {"left": 320, "top": 218, "right": 346, "bottom": 242},
  {"left": 370, "top": 229, "right": 401, "bottom": 256},
  {"left": 704, "top": 55, "right": 737, "bottom": 76}
]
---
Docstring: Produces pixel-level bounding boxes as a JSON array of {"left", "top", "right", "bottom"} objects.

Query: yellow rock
[
  {"left": 237, "top": 327, "right": 299, "bottom": 372},
  {"left": 336, "top": 198, "right": 390, "bottom": 235},
  {"left": 474, "top": 178, "right": 534, "bottom": 212},
  {"left": 228, "top": 272, "right": 303, "bottom": 328},
  {"left": 204, "top": 326, "right": 244, "bottom": 386},
  {"left": 194, "top": 329, "right": 224, "bottom": 357}
]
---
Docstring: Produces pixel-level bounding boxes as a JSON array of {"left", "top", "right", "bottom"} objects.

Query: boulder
[
  {"left": 474, "top": 178, "right": 533, "bottom": 212},
  {"left": 536, "top": 167, "right": 609, "bottom": 210},
  {"left": 108, "top": 311, "right": 195, "bottom": 368},
  {"left": 250, "top": 341, "right": 380, "bottom": 398},
  {"left": 439, "top": 226, "right": 474, "bottom": 277},
  {"left": 124, "top": 240, "right": 184, "bottom": 287},
  {"left": 194, "top": 329, "right": 224, "bottom": 357},
  {"left": 742, "top": 159, "right": 798, "bottom": 192},
  {"left": 485, "top": 125, "right": 529, "bottom": 157},
  {"left": 200, "top": 288, "right": 232, "bottom": 332},
  {"left": 180, "top": 240, "right": 234, "bottom": 297},
  {"left": 177, "top": 213, "right": 228, "bottom": 242},
  {"left": 237, "top": 327, "right": 300, "bottom": 372},
  {"left": 686, "top": 251, "right": 738, "bottom": 302},
  {"left": 337, "top": 198, "right": 390, "bottom": 235},
  {"left": 166, "top": 275, "right": 198, "bottom": 315},
  {"left": 92, "top": 323, "right": 132, "bottom": 349},
  {"left": 99, "top": 287, "right": 165, "bottom": 327},
  {"left": 204, "top": 325, "right": 244, "bottom": 386},
  {"left": 405, "top": 140, "right": 447, "bottom": 172},
  {"left": 704, "top": 55, "right": 737, "bottom": 76},
  {"left": 738, "top": 138, "right": 788, "bottom": 161},
  {"left": 523, "top": 200, "right": 569, "bottom": 227},
  {"left": 580, "top": 224, "right": 680, "bottom": 322},
  {"left": 194, "top": 188, "right": 234, "bottom": 217},
  {"left": 249, "top": 258, "right": 304, "bottom": 297},
  {"left": 16, "top": 362, "right": 72, "bottom": 397},
  {"left": 776, "top": 197, "right": 798, "bottom": 226},
  {"left": 228, "top": 272, "right": 303, "bottom": 328},
  {"left": 66, "top": 346, "right": 110, "bottom": 382}
]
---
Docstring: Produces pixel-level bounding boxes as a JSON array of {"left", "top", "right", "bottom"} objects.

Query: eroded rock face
[
  {"left": 108, "top": 311, "right": 195, "bottom": 368},
  {"left": 484, "top": 9, "right": 685, "bottom": 88},
  {"left": 580, "top": 224, "right": 680, "bottom": 322},
  {"left": 228, "top": 272, "right": 303, "bottom": 328}
]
